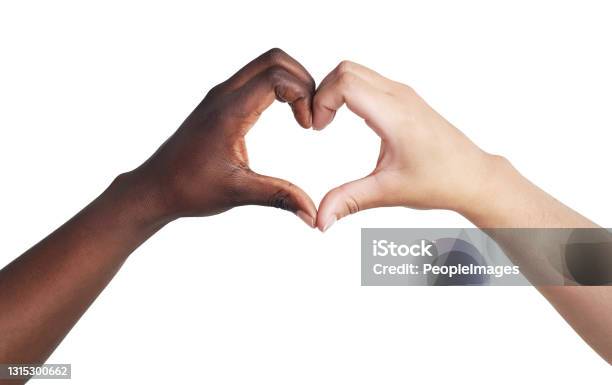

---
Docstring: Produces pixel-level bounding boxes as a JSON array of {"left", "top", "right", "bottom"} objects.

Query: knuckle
[
  {"left": 204, "top": 81, "right": 227, "bottom": 102},
  {"left": 336, "top": 60, "right": 356, "bottom": 74},
  {"left": 264, "top": 65, "right": 287, "bottom": 82},
  {"left": 264, "top": 66, "right": 297, "bottom": 102},
  {"left": 344, "top": 196, "right": 360, "bottom": 215},
  {"left": 398, "top": 83, "right": 415, "bottom": 97},
  {"left": 336, "top": 71, "right": 357, "bottom": 89},
  {"left": 339, "top": 186, "right": 360, "bottom": 214},
  {"left": 263, "top": 47, "right": 287, "bottom": 65},
  {"left": 269, "top": 182, "right": 294, "bottom": 210}
]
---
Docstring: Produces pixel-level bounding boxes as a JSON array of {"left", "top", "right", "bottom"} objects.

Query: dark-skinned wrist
[{"left": 104, "top": 169, "right": 177, "bottom": 231}]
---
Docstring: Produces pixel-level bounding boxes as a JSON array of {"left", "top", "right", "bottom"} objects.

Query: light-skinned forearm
[
  {"left": 462, "top": 156, "right": 612, "bottom": 364},
  {"left": 310, "top": 60, "right": 612, "bottom": 364}
]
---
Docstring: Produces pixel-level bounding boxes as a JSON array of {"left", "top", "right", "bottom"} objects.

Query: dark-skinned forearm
[
  {"left": 0, "top": 170, "right": 169, "bottom": 366},
  {"left": 0, "top": 49, "right": 318, "bottom": 382}
]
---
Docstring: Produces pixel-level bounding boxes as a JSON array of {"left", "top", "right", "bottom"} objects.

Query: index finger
[
  {"left": 222, "top": 48, "right": 315, "bottom": 93},
  {"left": 229, "top": 65, "right": 315, "bottom": 129},
  {"left": 312, "top": 62, "right": 394, "bottom": 136}
]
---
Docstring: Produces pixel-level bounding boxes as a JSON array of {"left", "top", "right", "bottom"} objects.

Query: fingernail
[
  {"left": 296, "top": 210, "right": 315, "bottom": 228},
  {"left": 322, "top": 216, "right": 337, "bottom": 232}
]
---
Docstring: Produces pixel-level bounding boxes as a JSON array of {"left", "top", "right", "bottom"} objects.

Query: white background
[{"left": 1, "top": 0, "right": 611, "bottom": 383}]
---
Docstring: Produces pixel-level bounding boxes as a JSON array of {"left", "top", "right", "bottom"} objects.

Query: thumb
[
  {"left": 316, "top": 175, "right": 384, "bottom": 232},
  {"left": 238, "top": 171, "right": 317, "bottom": 228}
]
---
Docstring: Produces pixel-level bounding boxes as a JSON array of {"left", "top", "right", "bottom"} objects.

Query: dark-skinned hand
[
  {"left": 130, "top": 48, "right": 317, "bottom": 226},
  {"left": 0, "top": 50, "right": 318, "bottom": 377}
]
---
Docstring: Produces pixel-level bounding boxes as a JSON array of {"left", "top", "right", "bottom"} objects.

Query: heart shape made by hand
[{"left": 135, "top": 48, "right": 493, "bottom": 234}]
